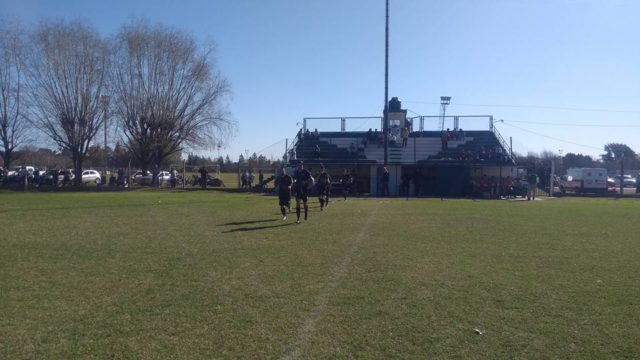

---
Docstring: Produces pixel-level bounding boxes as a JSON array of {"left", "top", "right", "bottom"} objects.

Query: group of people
[
  {"left": 274, "top": 162, "right": 355, "bottom": 224},
  {"left": 299, "top": 128, "right": 320, "bottom": 140},
  {"left": 441, "top": 128, "right": 466, "bottom": 150}
]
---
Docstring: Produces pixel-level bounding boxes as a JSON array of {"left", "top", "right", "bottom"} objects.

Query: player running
[
  {"left": 316, "top": 166, "right": 331, "bottom": 211},
  {"left": 274, "top": 168, "right": 293, "bottom": 220},
  {"left": 293, "top": 162, "right": 314, "bottom": 224}
]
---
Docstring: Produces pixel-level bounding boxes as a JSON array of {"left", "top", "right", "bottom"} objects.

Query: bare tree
[
  {"left": 0, "top": 22, "right": 29, "bottom": 171},
  {"left": 110, "top": 21, "right": 232, "bottom": 172},
  {"left": 25, "top": 21, "right": 109, "bottom": 185}
]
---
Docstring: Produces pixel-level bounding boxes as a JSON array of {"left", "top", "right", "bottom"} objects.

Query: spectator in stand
[
  {"left": 367, "top": 129, "right": 374, "bottom": 142},
  {"left": 451, "top": 128, "right": 459, "bottom": 140},
  {"left": 258, "top": 170, "right": 264, "bottom": 192},
  {"left": 388, "top": 131, "right": 397, "bottom": 146},
  {"left": 361, "top": 136, "right": 368, "bottom": 149},
  {"left": 313, "top": 128, "right": 319, "bottom": 138},
  {"left": 402, "top": 127, "right": 409, "bottom": 148},
  {"left": 441, "top": 130, "right": 449, "bottom": 150},
  {"left": 304, "top": 129, "right": 311, "bottom": 138},
  {"left": 458, "top": 128, "right": 465, "bottom": 140},
  {"left": 377, "top": 132, "right": 385, "bottom": 147},
  {"left": 349, "top": 142, "right": 356, "bottom": 154},
  {"left": 479, "top": 146, "right": 486, "bottom": 161},
  {"left": 314, "top": 145, "right": 321, "bottom": 159}
]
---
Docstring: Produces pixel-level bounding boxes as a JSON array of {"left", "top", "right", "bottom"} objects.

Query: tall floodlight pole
[
  {"left": 439, "top": 96, "right": 451, "bottom": 131},
  {"left": 383, "top": 0, "right": 389, "bottom": 166}
]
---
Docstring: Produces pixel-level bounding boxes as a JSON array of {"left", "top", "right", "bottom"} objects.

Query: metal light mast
[{"left": 439, "top": 96, "right": 451, "bottom": 131}]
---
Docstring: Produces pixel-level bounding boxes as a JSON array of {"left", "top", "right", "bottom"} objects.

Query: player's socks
[
  {"left": 281, "top": 206, "right": 286, "bottom": 217},
  {"left": 296, "top": 206, "right": 301, "bottom": 221},
  {"left": 319, "top": 198, "right": 324, "bottom": 209},
  {"left": 304, "top": 205, "right": 308, "bottom": 220}
]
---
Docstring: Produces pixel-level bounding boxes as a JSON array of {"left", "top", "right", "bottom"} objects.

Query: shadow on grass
[
  {"left": 218, "top": 219, "right": 276, "bottom": 226},
  {"left": 223, "top": 223, "right": 294, "bottom": 233}
]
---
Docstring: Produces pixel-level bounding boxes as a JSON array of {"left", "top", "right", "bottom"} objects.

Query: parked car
[
  {"left": 607, "top": 177, "right": 616, "bottom": 188},
  {"left": 7, "top": 166, "right": 35, "bottom": 177},
  {"left": 81, "top": 170, "right": 102, "bottom": 184},
  {"left": 137, "top": 170, "right": 170, "bottom": 186},
  {"left": 612, "top": 175, "right": 636, "bottom": 188}
]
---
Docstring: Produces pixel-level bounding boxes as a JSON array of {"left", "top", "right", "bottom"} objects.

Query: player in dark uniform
[
  {"left": 341, "top": 169, "right": 352, "bottom": 200},
  {"left": 316, "top": 166, "right": 331, "bottom": 210},
  {"left": 293, "top": 162, "right": 314, "bottom": 224},
  {"left": 274, "top": 168, "right": 293, "bottom": 220}
]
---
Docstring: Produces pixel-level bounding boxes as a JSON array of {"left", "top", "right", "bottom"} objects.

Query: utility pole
[
  {"left": 383, "top": 0, "right": 389, "bottom": 166},
  {"left": 100, "top": 95, "right": 110, "bottom": 182}
]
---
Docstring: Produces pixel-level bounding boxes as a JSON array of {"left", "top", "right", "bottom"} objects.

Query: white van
[{"left": 559, "top": 168, "right": 607, "bottom": 194}]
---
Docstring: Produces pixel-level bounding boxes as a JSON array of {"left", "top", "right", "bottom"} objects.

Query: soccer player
[
  {"left": 293, "top": 162, "right": 314, "bottom": 224},
  {"left": 317, "top": 166, "right": 331, "bottom": 210},
  {"left": 274, "top": 168, "right": 293, "bottom": 220},
  {"left": 341, "top": 169, "right": 352, "bottom": 200}
]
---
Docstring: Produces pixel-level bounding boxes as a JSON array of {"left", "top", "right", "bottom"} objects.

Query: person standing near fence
[
  {"left": 199, "top": 166, "right": 208, "bottom": 189},
  {"left": 382, "top": 167, "right": 390, "bottom": 196},
  {"left": 402, "top": 127, "right": 409, "bottom": 148},
  {"left": 527, "top": 172, "right": 539, "bottom": 200}
]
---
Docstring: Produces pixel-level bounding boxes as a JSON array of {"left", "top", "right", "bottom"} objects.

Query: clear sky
[{"left": 2, "top": 0, "right": 639, "bottom": 160}]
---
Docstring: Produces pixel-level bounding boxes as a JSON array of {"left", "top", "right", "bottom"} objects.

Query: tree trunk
[
  {"left": 73, "top": 152, "right": 83, "bottom": 187},
  {"left": 3, "top": 148, "right": 12, "bottom": 172}
]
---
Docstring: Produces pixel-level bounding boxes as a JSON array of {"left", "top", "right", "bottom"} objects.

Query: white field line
[{"left": 281, "top": 203, "right": 380, "bottom": 360}]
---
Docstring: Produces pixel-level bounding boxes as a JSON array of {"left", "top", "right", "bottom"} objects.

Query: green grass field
[{"left": 1, "top": 191, "right": 639, "bottom": 359}]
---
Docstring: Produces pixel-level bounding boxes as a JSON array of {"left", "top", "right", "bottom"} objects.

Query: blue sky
[{"left": 2, "top": 0, "right": 639, "bottom": 160}]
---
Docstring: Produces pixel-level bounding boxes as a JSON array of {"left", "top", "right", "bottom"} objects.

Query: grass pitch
[{"left": 1, "top": 191, "right": 639, "bottom": 359}]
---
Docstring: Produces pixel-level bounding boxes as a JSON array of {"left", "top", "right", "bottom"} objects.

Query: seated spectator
[
  {"left": 388, "top": 132, "right": 397, "bottom": 146},
  {"left": 314, "top": 145, "right": 321, "bottom": 159}
]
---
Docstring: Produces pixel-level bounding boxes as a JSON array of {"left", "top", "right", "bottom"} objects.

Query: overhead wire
[{"left": 403, "top": 100, "right": 640, "bottom": 114}]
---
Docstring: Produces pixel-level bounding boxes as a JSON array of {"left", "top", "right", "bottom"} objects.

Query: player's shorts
[
  {"left": 295, "top": 188, "right": 309, "bottom": 202},
  {"left": 317, "top": 184, "right": 330, "bottom": 197},
  {"left": 279, "top": 193, "right": 291, "bottom": 207}
]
